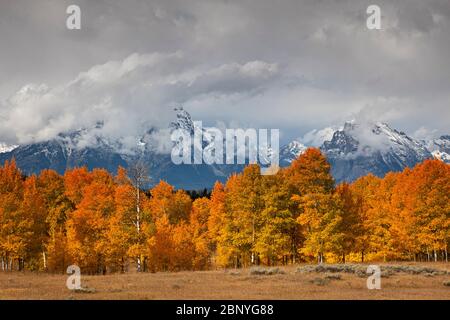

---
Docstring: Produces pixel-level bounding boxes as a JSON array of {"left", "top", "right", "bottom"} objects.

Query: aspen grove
[{"left": 0, "top": 148, "right": 449, "bottom": 273}]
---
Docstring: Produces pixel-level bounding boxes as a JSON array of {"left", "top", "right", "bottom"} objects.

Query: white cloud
[
  {"left": 0, "top": 52, "right": 279, "bottom": 151},
  {"left": 412, "top": 126, "right": 438, "bottom": 141},
  {"left": 300, "top": 127, "right": 338, "bottom": 147}
]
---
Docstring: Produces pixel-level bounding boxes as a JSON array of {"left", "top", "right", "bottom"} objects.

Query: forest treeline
[{"left": 0, "top": 148, "right": 449, "bottom": 274}]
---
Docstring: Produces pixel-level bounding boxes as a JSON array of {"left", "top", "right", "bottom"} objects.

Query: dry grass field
[{"left": 1, "top": 263, "right": 449, "bottom": 300}]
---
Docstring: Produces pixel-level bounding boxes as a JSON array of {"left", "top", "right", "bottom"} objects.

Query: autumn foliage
[{"left": 0, "top": 148, "right": 449, "bottom": 273}]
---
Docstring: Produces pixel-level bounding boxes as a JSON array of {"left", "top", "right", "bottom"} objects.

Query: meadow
[{"left": 1, "top": 263, "right": 449, "bottom": 300}]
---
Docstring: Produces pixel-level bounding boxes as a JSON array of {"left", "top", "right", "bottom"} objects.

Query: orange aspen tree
[
  {"left": 20, "top": 176, "right": 47, "bottom": 270},
  {"left": 190, "top": 197, "right": 211, "bottom": 269},
  {"left": 0, "top": 160, "right": 25, "bottom": 271},
  {"left": 66, "top": 169, "right": 115, "bottom": 274}
]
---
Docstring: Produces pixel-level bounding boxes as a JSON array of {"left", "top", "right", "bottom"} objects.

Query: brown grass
[{"left": 1, "top": 262, "right": 449, "bottom": 300}]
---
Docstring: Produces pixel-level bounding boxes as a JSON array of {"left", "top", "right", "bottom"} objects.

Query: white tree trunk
[
  {"left": 42, "top": 251, "right": 47, "bottom": 270},
  {"left": 251, "top": 217, "right": 255, "bottom": 265},
  {"left": 136, "top": 184, "right": 141, "bottom": 272},
  {"left": 130, "top": 161, "right": 149, "bottom": 273}
]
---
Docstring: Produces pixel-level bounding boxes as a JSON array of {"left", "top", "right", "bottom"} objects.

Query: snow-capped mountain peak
[
  {"left": 279, "top": 140, "right": 307, "bottom": 165},
  {"left": 320, "top": 120, "right": 434, "bottom": 182},
  {"left": 170, "top": 107, "right": 195, "bottom": 133},
  {"left": 0, "top": 109, "right": 448, "bottom": 189}
]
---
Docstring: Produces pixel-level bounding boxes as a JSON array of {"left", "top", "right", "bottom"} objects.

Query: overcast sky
[{"left": 0, "top": 0, "right": 449, "bottom": 147}]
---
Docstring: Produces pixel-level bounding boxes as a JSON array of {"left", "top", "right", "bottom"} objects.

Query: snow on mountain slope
[
  {"left": 432, "top": 150, "right": 450, "bottom": 163},
  {"left": 0, "top": 143, "right": 18, "bottom": 153},
  {"left": 423, "top": 135, "right": 450, "bottom": 164}
]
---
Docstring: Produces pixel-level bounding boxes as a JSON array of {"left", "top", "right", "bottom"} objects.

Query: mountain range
[{"left": 0, "top": 108, "right": 448, "bottom": 189}]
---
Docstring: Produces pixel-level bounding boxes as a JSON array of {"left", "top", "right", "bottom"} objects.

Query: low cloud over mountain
[{"left": 1, "top": 108, "right": 448, "bottom": 189}]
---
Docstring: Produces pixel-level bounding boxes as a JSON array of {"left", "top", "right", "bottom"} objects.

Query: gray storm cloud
[{"left": 0, "top": 0, "right": 449, "bottom": 146}]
